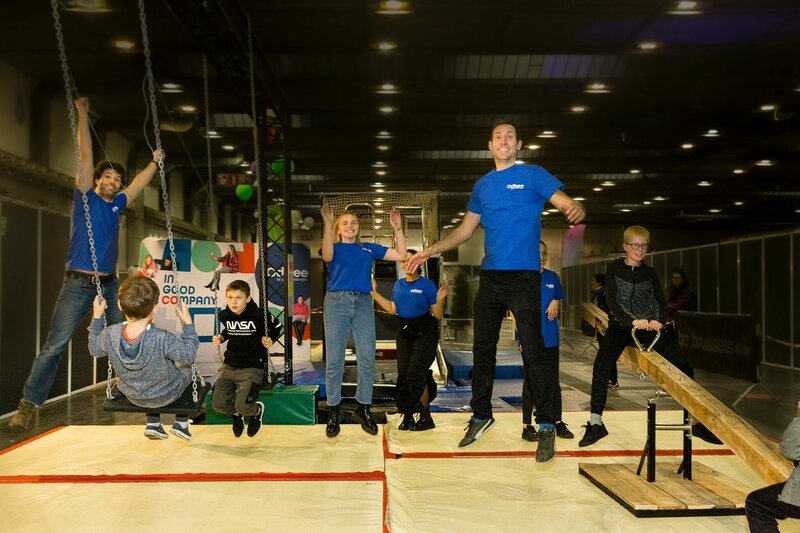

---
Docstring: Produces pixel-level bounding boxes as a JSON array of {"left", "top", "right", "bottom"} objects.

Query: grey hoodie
[{"left": 88, "top": 318, "right": 199, "bottom": 408}]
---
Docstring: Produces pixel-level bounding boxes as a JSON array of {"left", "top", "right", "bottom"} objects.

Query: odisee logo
[
  {"left": 507, "top": 184, "right": 524, "bottom": 190},
  {"left": 546, "top": 283, "right": 555, "bottom": 289},
  {"left": 410, "top": 289, "right": 423, "bottom": 294}
]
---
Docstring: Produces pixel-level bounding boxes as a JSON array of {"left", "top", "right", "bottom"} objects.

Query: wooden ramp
[{"left": 578, "top": 302, "right": 792, "bottom": 517}]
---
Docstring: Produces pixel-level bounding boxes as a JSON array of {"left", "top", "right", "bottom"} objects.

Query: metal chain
[
  {"left": 138, "top": 0, "right": 199, "bottom": 401},
  {"left": 248, "top": 18, "right": 275, "bottom": 381},
  {"left": 204, "top": 54, "right": 223, "bottom": 364},
  {"left": 51, "top": 0, "right": 114, "bottom": 398}
]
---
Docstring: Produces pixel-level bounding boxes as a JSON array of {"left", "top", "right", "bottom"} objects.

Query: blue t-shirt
[
  {"left": 541, "top": 268, "right": 563, "bottom": 348},
  {"left": 466, "top": 164, "right": 563, "bottom": 270},
  {"left": 66, "top": 188, "right": 128, "bottom": 273},
  {"left": 326, "top": 242, "right": 388, "bottom": 293},
  {"left": 391, "top": 276, "right": 438, "bottom": 319}
]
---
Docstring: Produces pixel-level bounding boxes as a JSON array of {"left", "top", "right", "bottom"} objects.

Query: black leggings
[
  {"left": 395, "top": 314, "right": 439, "bottom": 414},
  {"left": 746, "top": 482, "right": 800, "bottom": 532}
]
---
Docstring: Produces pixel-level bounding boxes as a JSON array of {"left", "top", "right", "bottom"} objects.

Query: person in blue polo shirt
[
  {"left": 9, "top": 96, "right": 163, "bottom": 432},
  {"left": 320, "top": 203, "right": 407, "bottom": 438},
  {"left": 520, "top": 241, "right": 574, "bottom": 442},
  {"left": 371, "top": 250, "right": 448, "bottom": 432},
  {"left": 406, "top": 121, "right": 585, "bottom": 464}
]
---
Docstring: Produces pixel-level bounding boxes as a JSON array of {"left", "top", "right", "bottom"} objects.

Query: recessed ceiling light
[
  {"left": 458, "top": 212, "right": 466, "bottom": 216},
  {"left": 375, "top": 197, "right": 384, "bottom": 202},
  {"left": 376, "top": 170, "right": 387, "bottom": 176},
  {"left": 378, "top": 106, "right": 395, "bottom": 113},
  {"left": 160, "top": 82, "right": 183, "bottom": 93},
  {"left": 756, "top": 159, "right": 775, "bottom": 166},
  {"left": 702, "top": 129, "right": 720, "bottom": 137},
  {"left": 110, "top": 39, "right": 136, "bottom": 51},
  {"left": 547, "top": 208, "right": 560, "bottom": 213},
  {"left": 643, "top": 201, "right": 652, "bottom": 205},
  {"left": 601, "top": 181, "right": 615, "bottom": 187},
  {"left": 376, "top": 189, "right": 384, "bottom": 193},
  {"left": 246, "top": 170, "right": 252, "bottom": 175},
  {"left": 638, "top": 42, "right": 660, "bottom": 50},
  {"left": 697, "top": 180, "right": 712, "bottom": 187},
  {"left": 620, "top": 209, "right": 632, "bottom": 212},
  {"left": 570, "top": 105, "right": 587, "bottom": 113},
  {"left": 63, "top": 0, "right": 113, "bottom": 13},
  {"left": 795, "top": 209, "right": 800, "bottom": 214},
  {"left": 372, "top": 161, "right": 388, "bottom": 168},
  {"left": 450, "top": 218, "right": 460, "bottom": 223},
  {"left": 443, "top": 224, "right": 454, "bottom": 229},
  {"left": 537, "top": 130, "right": 557, "bottom": 138},
  {"left": 653, "top": 196, "right": 667, "bottom": 201},
  {"left": 203, "top": 130, "right": 221, "bottom": 138},
  {"left": 514, "top": 160, "right": 525, "bottom": 165},
  {"left": 375, "top": 82, "right": 400, "bottom": 94},
  {"left": 573, "top": 197, "right": 585, "bottom": 201},
  {"left": 669, "top": 1, "right": 701, "bottom": 14},
  {"left": 709, "top": 209, "right": 721, "bottom": 213},
  {"left": 375, "top": 209, "right": 385, "bottom": 214},
  {"left": 376, "top": 131, "right": 393, "bottom": 139},
  {"left": 760, "top": 104, "right": 778, "bottom": 111},
  {"left": 376, "top": 0, "right": 411, "bottom": 15},
  {"left": 593, "top": 187, "right": 602, "bottom": 192},
  {"left": 734, "top": 201, "right": 744, "bottom": 206},
  {"left": 371, "top": 182, "right": 384, "bottom": 187},
  {"left": 541, "top": 211, "right": 550, "bottom": 216},
  {"left": 178, "top": 104, "right": 196, "bottom": 113},
  {"left": 377, "top": 145, "right": 390, "bottom": 151},
  {"left": 240, "top": 161, "right": 249, "bottom": 167},
  {"left": 222, "top": 145, "right": 235, "bottom": 151},
  {"left": 733, "top": 169, "right": 745, "bottom": 174},
  {"left": 630, "top": 169, "right": 640, "bottom": 174},
  {"left": 527, "top": 144, "right": 541, "bottom": 150},
  {"left": 681, "top": 143, "right": 694, "bottom": 149},
  {"left": 376, "top": 41, "right": 397, "bottom": 51},
  {"left": 585, "top": 82, "right": 611, "bottom": 94}
]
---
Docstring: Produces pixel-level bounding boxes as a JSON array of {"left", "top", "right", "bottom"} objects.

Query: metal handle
[{"left": 631, "top": 327, "right": 660, "bottom": 352}]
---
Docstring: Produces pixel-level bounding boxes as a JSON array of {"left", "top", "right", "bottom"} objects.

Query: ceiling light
[
  {"left": 372, "top": 161, "right": 388, "bottom": 168},
  {"left": 374, "top": 219, "right": 383, "bottom": 224},
  {"left": 734, "top": 201, "right": 744, "bottom": 206},
  {"left": 547, "top": 208, "right": 560, "bottom": 213},
  {"left": 240, "top": 161, "right": 249, "bottom": 167},
  {"left": 222, "top": 145, "right": 235, "bottom": 151},
  {"left": 620, "top": 209, "right": 632, "bottom": 213},
  {"left": 573, "top": 197, "right": 585, "bottom": 201},
  {"left": 756, "top": 159, "right": 775, "bottom": 166},
  {"left": 709, "top": 209, "right": 721, "bottom": 213},
  {"left": 376, "top": 170, "right": 387, "bottom": 176},
  {"left": 375, "top": 209, "right": 385, "bottom": 214},
  {"left": 203, "top": 130, "right": 221, "bottom": 138},
  {"left": 458, "top": 212, "right": 466, "bottom": 216},
  {"left": 178, "top": 104, "right": 196, "bottom": 113},
  {"left": 246, "top": 171, "right": 252, "bottom": 175},
  {"left": 377, "top": 145, "right": 390, "bottom": 151},
  {"left": 376, "top": 0, "right": 411, "bottom": 15},
  {"left": 450, "top": 218, "right": 460, "bottom": 223},
  {"left": 63, "top": 0, "right": 113, "bottom": 13},
  {"left": 733, "top": 169, "right": 745, "bottom": 174},
  {"left": 653, "top": 196, "right": 667, "bottom": 201},
  {"left": 601, "top": 181, "right": 615, "bottom": 187},
  {"left": 376, "top": 189, "right": 385, "bottom": 193},
  {"left": 527, "top": 144, "right": 541, "bottom": 150},
  {"left": 760, "top": 104, "right": 778, "bottom": 111},
  {"left": 697, "top": 180, "right": 712, "bottom": 187},
  {"left": 669, "top": 1, "right": 701, "bottom": 14},
  {"left": 681, "top": 143, "right": 694, "bottom": 149},
  {"left": 514, "top": 160, "right": 525, "bottom": 165},
  {"left": 542, "top": 212, "right": 550, "bottom": 216},
  {"left": 376, "top": 131, "right": 393, "bottom": 139},
  {"left": 537, "top": 130, "right": 557, "bottom": 138},
  {"left": 371, "top": 182, "right": 384, "bottom": 187},
  {"left": 376, "top": 42, "right": 397, "bottom": 51},
  {"left": 379, "top": 106, "right": 395, "bottom": 113},
  {"left": 638, "top": 42, "right": 660, "bottom": 50},
  {"left": 593, "top": 187, "right": 602, "bottom": 192},
  {"left": 160, "top": 82, "right": 183, "bottom": 94},
  {"left": 570, "top": 105, "right": 587, "bottom": 113},
  {"left": 630, "top": 169, "right": 640, "bottom": 174},
  {"left": 643, "top": 201, "right": 652, "bottom": 205},
  {"left": 443, "top": 225, "right": 454, "bottom": 229},
  {"left": 375, "top": 83, "right": 400, "bottom": 94},
  {"left": 375, "top": 198, "right": 384, "bottom": 202},
  {"left": 585, "top": 82, "right": 611, "bottom": 94},
  {"left": 702, "top": 129, "right": 719, "bottom": 137},
  {"left": 110, "top": 39, "right": 135, "bottom": 51}
]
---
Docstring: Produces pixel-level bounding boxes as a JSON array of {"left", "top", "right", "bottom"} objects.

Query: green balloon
[
  {"left": 236, "top": 184, "right": 254, "bottom": 201},
  {"left": 271, "top": 158, "right": 295, "bottom": 178}
]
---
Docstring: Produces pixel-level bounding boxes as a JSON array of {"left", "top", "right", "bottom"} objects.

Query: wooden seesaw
[{"left": 577, "top": 302, "right": 793, "bottom": 517}]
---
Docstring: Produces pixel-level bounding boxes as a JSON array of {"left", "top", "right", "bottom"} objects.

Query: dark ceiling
[{"left": 2, "top": 0, "right": 800, "bottom": 234}]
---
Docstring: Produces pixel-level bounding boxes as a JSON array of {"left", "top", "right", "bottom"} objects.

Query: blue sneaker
[
  {"left": 170, "top": 422, "right": 192, "bottom": 441},
  {"left": 144, "top": 424, "right": 168, "bottom": 440}
]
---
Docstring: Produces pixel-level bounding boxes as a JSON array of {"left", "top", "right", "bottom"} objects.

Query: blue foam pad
[
  {"left": 442, "top": 348, "right": 525, "bottom": 381},
  {"left": 428, "top": 386, "right": 516, "bottom": 413},
  {"left": 292, "top": 360, "right": 327, "bottom": 398}
]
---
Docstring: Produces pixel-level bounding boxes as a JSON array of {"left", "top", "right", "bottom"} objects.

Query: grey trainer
[{"left": 536, "top": 426, "right": 556, "bottom": 463}]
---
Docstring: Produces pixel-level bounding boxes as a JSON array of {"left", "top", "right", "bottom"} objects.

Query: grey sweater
[
  {"left": 88, "top": 318, "right": 199, "bottom": 408},
  {"left": 780, "top": 417, "right": 800, "bottom": 506}
]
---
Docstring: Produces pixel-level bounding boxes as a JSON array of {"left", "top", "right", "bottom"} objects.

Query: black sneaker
[
  {"left": 410, "top": 412, "right": 435, "bottom": 432},
  {"left": 398, "top": 412, "right": 415, "bottom": 431},
  {"left": 457, "top": 417, "right": 496, "bottom": 448},
  {"left": 578, "top": 422, "right": 609, "bottom": 447},
  {"left": 232, "top": 414, "right": 244, "bottom": 438},
  {"left": 352, "top": 403, "right": 378, "bottom": 435},
  {"left": 170, "top": 422, "right": 192, "bottom": 441},
  {"left": 692, "top": 423, "right": 723, "bottom": 445},
  {"left": 326, "top": 406, "right": 340, "bottom": 438},
  {"left": 144, "top": 424, "right": 168, "bottom": 440},
  {"left": 247, "top": 401, "right": 264, "bottom": 437},
  {"left": 521, "top": 425, "right": 539, "bottom": 442},
  {"left": 536, "top": 426, "right": 556, "bottom": 464},
  {"left": 555, "top": 421, "right": 574, "bottom": 439}
]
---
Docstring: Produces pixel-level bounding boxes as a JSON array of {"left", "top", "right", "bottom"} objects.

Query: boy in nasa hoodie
[{"left": 211, "top": 280, "right": 283, "bottom": 438}]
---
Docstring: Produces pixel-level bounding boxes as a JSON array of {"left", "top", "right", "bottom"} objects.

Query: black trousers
[
  {"left": 745, "top": 482, "right": 800, "bottom": 532},
  {"left": 472, "top": 270, "right": 552, "bottom": 424},
  {"left": 293, "top": 320, "right": 306, "bottom": 344},
  {"left": 395, "top": 314, "right": 439, "bottom": 414},
  {"left": 590, "top": 323, "right": 693, "bottom": 415},
  {"left": 522, "top": 346, "right": 560, "bottom": 425}
]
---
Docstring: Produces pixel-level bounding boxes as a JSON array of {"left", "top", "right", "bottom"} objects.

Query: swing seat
[{"left": 103, "top": 382, "right": 211, "bottom": 416}]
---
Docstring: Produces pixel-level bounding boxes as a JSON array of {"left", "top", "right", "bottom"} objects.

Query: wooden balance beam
[{"left": 578, "top": 302, "right": 793, "bottom": 486}]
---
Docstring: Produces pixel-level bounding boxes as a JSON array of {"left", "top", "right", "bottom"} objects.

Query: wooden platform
[{"left": 579, "top": 461, "right": 749, "bottom": 517}]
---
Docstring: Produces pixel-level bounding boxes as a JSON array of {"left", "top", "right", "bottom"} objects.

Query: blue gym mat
[{"left": 442, "top": 348, "right": 525, "bottom": 381}]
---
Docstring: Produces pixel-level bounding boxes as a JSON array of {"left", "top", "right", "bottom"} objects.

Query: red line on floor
[
  {"left": 0, "top": 470, "right": 387, "bottom": 484},
  {"left": 0, "top": 426, "right": 66, "bottom": 456},
  {"left": 390, "top": 448, "right": 734, "bottom": 459}
]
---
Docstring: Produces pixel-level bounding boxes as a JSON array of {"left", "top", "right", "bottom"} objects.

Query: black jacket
[
  {"left": 605, "top": 258, "right": 667, "bottom": 327},
  {"left": 219, "top": 300, "right": 283, "bottom": 369}
]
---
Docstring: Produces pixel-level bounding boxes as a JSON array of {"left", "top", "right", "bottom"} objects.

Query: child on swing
[
  {"left": 211, "top": 280, "right": 283, "bottom": 438},
  {"left": 88, "top": 276, "right": 199, "bottom": 441}
]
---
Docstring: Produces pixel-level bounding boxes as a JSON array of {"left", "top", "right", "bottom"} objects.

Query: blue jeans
[
  {"left": 23, "top": 275, "right": 123, "bottom": 406},
  {"left": 323, "top": 291, "right": 376, "bottom": 406}
]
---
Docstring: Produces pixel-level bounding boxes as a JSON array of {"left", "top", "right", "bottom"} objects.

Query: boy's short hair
[
  {"left": 93, "top": 161, "right": 127, "bottom": 186},
  {"left": 119, "top": 276, "right": 159, "bottom": 320},
  {"left": 226, "top": 280, "right": 251, "bottom": 297},
  {"left": 623, "top": 225, "right": 650, "bottom": 243}
]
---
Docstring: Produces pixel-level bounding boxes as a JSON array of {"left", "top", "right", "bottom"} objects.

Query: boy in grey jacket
[{"left": 88, "top": 276, "right": 199, "bottom": 440}]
